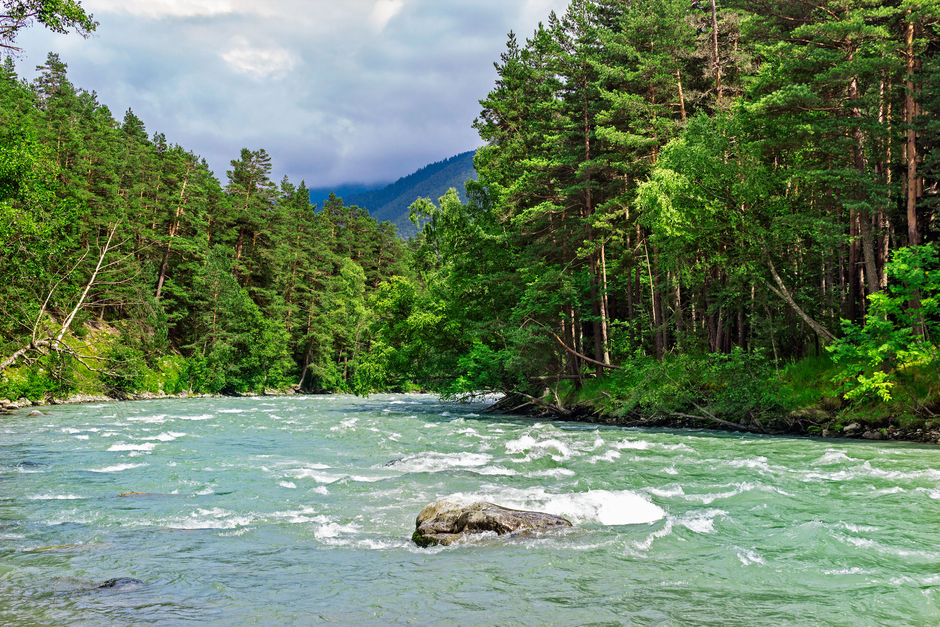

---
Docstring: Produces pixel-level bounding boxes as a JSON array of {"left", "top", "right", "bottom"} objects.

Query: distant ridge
[
  {"left": 308, "top": 182, "right": 387, "bottom": 210},
  {"left": 311, "top": 150, "right": 478, "bottom": 237}
]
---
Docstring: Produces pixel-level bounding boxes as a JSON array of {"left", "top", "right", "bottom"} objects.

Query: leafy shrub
[{"left": 828, "top": 245, "right": 940, "bottom": 409}]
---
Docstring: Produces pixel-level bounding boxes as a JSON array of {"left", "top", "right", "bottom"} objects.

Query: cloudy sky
[{"left": 14, "top": 0, "right": 570, "bottom": 187}]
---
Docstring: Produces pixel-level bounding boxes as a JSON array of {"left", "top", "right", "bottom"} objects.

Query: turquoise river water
[{"left": 0, "top": 394, "right": 937, "bottom": 625}]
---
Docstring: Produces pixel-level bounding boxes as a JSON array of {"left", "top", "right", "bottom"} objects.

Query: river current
[{"left": 0, "top": 394, "right": 937, "bottom": 625}]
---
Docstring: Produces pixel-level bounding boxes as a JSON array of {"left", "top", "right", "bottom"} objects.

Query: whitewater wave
[
  {"left": 505, "top": 435, "right": 574, "bottom": 461},
  {"left": 169, "top": 507, "right": 254, "bottom": 530},
  {"left": 142, "top": 432, "right": 186, "bottom": 442},
  {"left": 682, "top": 481, "right": 791, "bottom": 505},
  {"left": 108, "top": 442, "right": 158, "bottom": 452},
  {"left": 444, "top": 487, "right": 665, "bottom": 526},
  {"left": 87, "top": 463, "right": 147, "bottom": 473},
  {"left": 676, "top": 509, "right": 728, "bottom": 534},
  {"left": 384, "top": 452, "right": 508, "bottom": 475},
  {"left": 804, "top": 461, "right": 940, "bottom": 482}
]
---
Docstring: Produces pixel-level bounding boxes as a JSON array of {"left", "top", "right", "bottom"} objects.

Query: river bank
[
  {"left": 485, "top": 394, "right": 940, "bottom": 445},
  {"left": 0, "top": 387, "right": 303, "bottom": 414}
]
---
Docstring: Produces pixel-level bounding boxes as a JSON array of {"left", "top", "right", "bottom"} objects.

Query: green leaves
[{"left": 829, "top": 244, "right": 940, "bottom": 405}]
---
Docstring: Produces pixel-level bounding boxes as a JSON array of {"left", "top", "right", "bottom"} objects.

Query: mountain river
[{"left": 0, "top": 394, "right": 937, "bottom": 625}]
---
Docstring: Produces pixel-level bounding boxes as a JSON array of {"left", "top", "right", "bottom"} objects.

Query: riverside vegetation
[{"left": 1, "top": 0, "right": 939, "bottom": 440}]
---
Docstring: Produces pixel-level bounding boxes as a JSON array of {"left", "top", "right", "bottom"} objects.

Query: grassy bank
[{"left": 0, "top": 323, "right": 296, "bottom": 407}]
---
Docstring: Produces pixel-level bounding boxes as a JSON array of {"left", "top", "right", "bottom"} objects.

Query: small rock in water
[
  {"left": 862, "top": 430, "right": 884, "bottom": 441},
  {"left": 27, "top": 410, "right": 46, "bottom": 417},
  {"left": 97, "top": 577, "right": 144, "bottom": 590},
  {"left": 412, "top": 500, "right": 572, "bottom": 547}
]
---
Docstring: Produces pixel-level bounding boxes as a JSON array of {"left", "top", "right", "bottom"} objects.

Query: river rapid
[{"left": 0, "top": 394, "right": 937, "bottom": 625}]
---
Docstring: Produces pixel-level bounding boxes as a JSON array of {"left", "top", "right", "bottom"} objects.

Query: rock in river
[
  {"left": 412, "top": 500, "right": 572, "bottom": 547},
  {"left": 97, "top": 577, "right": 144, "bottom": 590}
]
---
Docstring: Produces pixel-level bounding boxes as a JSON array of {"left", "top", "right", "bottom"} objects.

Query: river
[{"left": 0, "top": 394, "right": 937, "bottom": 625}]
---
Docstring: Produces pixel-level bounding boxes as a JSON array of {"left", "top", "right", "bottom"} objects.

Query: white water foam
[
  {"left": 736, "top": 548, "right": 766, "bottom": 566},
  {"left": 28, "top": 494, "right": 83, "bottom": 500},
  {"left": 272, "top": 506, "right": 319, "bottom": 524},
  {"left": 445, "top": 487, "right": 665, "bottom": 526},
  {"left": 331, "top": 417, "right": 358, "bottom": 431},
  {"left": 279, "top": 481, "right": 297, "bottom": 489},
  {"left": 142, "top": 432, "right": 186, "bottom": 442},
  {"left": 683, "top": 482, "right": 791, "bottom": 505},
  {"left": 632, "top": 519, "right": 674, "bottom": 551},
  {"left": 524, "top": 468, "right": 576, "bottom": 479},
  {"left": 178, "top": 414, "right": 214, "bottom": 421},
  {"left": 803, "top": 461, "right": 940, "bottom": 483},
  {"left": 127, "top": 415, "right": 168, "bottom": 424},
  {"left": 676, "top": 509, "right": 727, "bottom": 534},
  {"left": 108, "top": 442, "right": 158, "bottom": 452},
  {"left": 824, "top": 567, "right": 869, "bottom": 575},
  {"left": 386, "top": 452, "right": 498, "bottom": 474},
  {"left": 588, "top": 449, "right": 621, "bottom": 464},
  {"left": 646, "top": 486, "right": 685, "bottom": 498},
  {"left": 505, "top": 435, "right": 573, "bottom": 461},
  {"left": 170, "top": 507, "right": 254, "bottom": 530},
  {"left": 613, "top": 439, "right": 652, "bottom": 451},
  {"left": 87, "top": 463, "right": 147, "bottom": 473},
  {"left": 815, "top": 449, "right": 857, "bottom": 465},
  {"left": 314, "top": 519, "right": 360, "bottom": 540}
]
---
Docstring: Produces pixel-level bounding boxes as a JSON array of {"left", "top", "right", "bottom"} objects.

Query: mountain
[
  {"left": 307, "top": 182, "right": 388, "bottom": 210},
  {"left": 311, "top": 150, "right": 478, "bottom": 237}
]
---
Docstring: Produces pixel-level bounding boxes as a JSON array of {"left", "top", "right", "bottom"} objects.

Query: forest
[{"left": 1, "top": 0, "right": 939, "bottom": 434}]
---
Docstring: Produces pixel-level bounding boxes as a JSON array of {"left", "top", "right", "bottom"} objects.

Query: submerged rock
[
  {"left": 412, "top": 500, "right": 572, "bottom": 547},
  {"left": 97, "top": 577, "right": 144, "bottom": 590}
]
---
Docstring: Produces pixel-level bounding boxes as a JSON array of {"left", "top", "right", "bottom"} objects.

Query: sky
[{"left": 13, "top": 0, "right": 571, "bottom": 188}]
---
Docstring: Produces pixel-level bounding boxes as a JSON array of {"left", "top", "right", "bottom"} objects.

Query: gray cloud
[{"left": 13, "top": 0, "right": 570, "bottom": 187}]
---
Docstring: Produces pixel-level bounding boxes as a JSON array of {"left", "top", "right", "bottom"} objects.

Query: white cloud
[
  {"left": 86, "top": 0, "right": 238, "bottom": 19},
  {"left": 221, "top": 39, "right": 296, "bottom": 80},
  {"left": 17, "top": 0, "right": 573, "bottom": 186},
  {"left": 370, "top": 0, "right": 404, "bottom": 32}
]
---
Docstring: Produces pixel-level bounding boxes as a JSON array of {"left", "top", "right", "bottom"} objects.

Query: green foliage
[
  {"left": 99, "top": 342, "right": 147, "bottom": 398},
  {"left": 598, "top": 349, "right": 785, "bottom": 419},
  {"left": 829, "top": 245, "right": 940, "bottom": 406},
  {"left": 0, "top": 351, "right": 76, "bottom": 400},
  {"left": 0, "top": 0, "right": 97, "bottom": 50}
]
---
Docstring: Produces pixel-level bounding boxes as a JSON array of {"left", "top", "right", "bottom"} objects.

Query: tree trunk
[
  {"left": 764, "top": 253, "right": 835, "bottom": 344},
  {"left": 905, "top": 13, "right": 920, "bottom": 246},
  {"left": 155, "top": 164, "right": 191, "bottom": 301},
  {"left": 598, "top": 242, "right": 611, "bottom": 365},
  {"left": 846, "top": 71, "right": 881, "bottom": 297},
  {"left": 710, "top": 0, "right": 723, "bottom": 107}
]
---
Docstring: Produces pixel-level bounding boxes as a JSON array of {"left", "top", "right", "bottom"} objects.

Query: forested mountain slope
[{"left": 338, "top": 151, "right": 478, "bottom": 236}]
